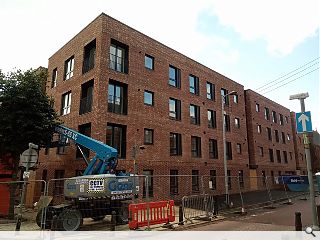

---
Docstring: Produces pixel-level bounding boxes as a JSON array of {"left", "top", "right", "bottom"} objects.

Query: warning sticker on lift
[{"left": 87, "top": 179, "right": 104, "bottom": 193}]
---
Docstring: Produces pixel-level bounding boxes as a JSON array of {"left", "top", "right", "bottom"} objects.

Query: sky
[{"left": 0, "top": 0, "right": 319, "bottom": 129}]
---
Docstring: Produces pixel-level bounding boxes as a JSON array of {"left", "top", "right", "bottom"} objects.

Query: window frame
[
  {"left": 209, "top": 139, "right": 218, "bottom": 159},
  {"left": 144, "top": 90, "right": 154, "bottom": 106},
  {"left": 191, "top": 136, "right": 201, "bottom": 158},
  {"left": 64, "top": 56, "right": 74, "bottom": 80},
  {"left": 206, "top": 82, "right": 215, "bottom": 100},
  {"left": 190, "top": 104, "right": 200, "bottom": 125},
  {"left": 144, "top": 128, "right": 154, "bottom": 145},
  {"left": 169, "top": 98, "right": 181, "bottom": 120},
  {"left": 169, "top": 65, "right": 181, "bottom": 88},
  {"left": 189, "top": 74, "right": 199, "bottom": 95},
  {"left": 145, "top": 54, "right": 154, "bottom": 70},
  {"left": 170, "top": 132, "right": 182, "bottom": 156},
  {"left": 61, "top": 91, "right": 72, "bottom": 116},
  {"left": 207, "top": 109, "right": 217, "bottom": 128}
]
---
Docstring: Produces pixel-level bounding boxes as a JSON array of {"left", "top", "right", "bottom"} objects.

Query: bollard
[
  {"left": 15, "top": 214, "right": 22, "bottom": 231},
  {"left": 111, "top": 211, "right": 116, "bottom": 231},
  {"left": 178, "top": 205, "right": 184, "bottom": 225},
  {"left": 295, "top": 212, "right": 302, "bottom": 231}
]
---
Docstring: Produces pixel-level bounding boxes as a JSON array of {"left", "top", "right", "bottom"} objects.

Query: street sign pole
[{"left": 299, "top": 99, "right": 319, "bottom": 230}]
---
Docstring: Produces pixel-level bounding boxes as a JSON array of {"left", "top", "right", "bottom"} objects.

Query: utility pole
[{"left": 290, "top": 92, "right": 319, "bottom": 230}]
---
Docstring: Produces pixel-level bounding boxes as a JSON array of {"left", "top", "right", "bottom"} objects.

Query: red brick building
[
  {"left": 26, "top": 13, "right": 307, "bottom": 204},
  {"left": 245, "top": 90, "right": 298, "bottom": 182}
]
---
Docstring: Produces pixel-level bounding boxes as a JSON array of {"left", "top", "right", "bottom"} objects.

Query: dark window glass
[
  {"left": 272, "top": 111, "right": 277, "bottom": 123},
  {"left": 64, "top": 56, "right": 74, "bottom": 80},
  {"left": 269, "top": 149, "right": 274, "bottom": 162},
  {"left": 109, "top": 39, "right": 128, "bottom": 73},
  {"left": 279, "top": 114, "right": 284, "bottom": 125},
  {"left": 189, "top": 74, "right": 199, "bottom": 95},
  {"left": 191, "top": 136, "right": 201, "bottom": 158},
  {"left": 281, "top": 132, "right": 286, "bottom": 144},
  {"left": 83, "top": 39, "right": 96, "bottom": 74},
  {"left": 206, "top": 82, "right": 215, "bottom": 100},
  {"left": 145, "top": 54, "right": 154, "bottom": 70},
  {"left": 276, "top": 150, "right": 281, "bottom": 163},
  {"left": 224, "top": 114, "right": 230, "bottom": 132},
  {"left": 79, "top": 80, "right": 94, "bottom": 115},
  {"left": 221, "top": 88, "right": 229, "bottom": 106},
  {"left": 283, "top": 151, "right": 288, "bottom": 163},
  {"left": 267, "top": 127, "right": 272, "bottom": 141},
  {"left": 275, "top": 130, "right": 279, "bottom": 142},
  {"left": 209, "top": 139, "right": 218, "bottom": 159},
  {"left": 264, "top": 107, "right": 270, "bottom": 120},
  {"left": 169, "top": 65, "right": 181, "bottom": 88},
  {"left": 106, "top": 123, "right": 126, "bottom": 159},
  {"left": 144, "top": 128, "right": 153, "bottom": 144},
  {"left": 108, "top": 80, "right": 128, "bottom": 115},
  {"left": 51, "top": 68, "right": 57, "bottom": 88},
  {"left": 192, "top": 170, "right": 199, "bottom": 192},
  {"left": 226, "top": 141, "right": 232, "bottom": 160},
  {"left": 169, "top": 98, "right": 181, "bottom": 120},
  {"left": 209, "top": 170, "right": 216, "bottom": 190},
  {"left": 258, "top": 146, "right": 264, "bottom": 156},
  {"left": 170, "top": 170, "right": 179, "bottom": 195},
  {"left": 142, "top": 170, "right": 153, "bottom": 197},
  {"left": 190, "top": 104, "right": 200, "bottom": 125},
  {"left": 208, "top": 110, "right": 216, "bottom": 128},
  {"left": 256, "top": 103, "right": 260, "bottom": 112},
  {"left": 170, "top": 132, "right": 182, "bottom": 156}
]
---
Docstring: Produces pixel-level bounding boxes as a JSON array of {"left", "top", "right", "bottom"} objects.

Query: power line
[
  {"left": 256, "top": 61, "right": 319, "bottom": 93},
  {"left": 260, "top": 67, "right": 319, "bottom": 95},
  {"left": 255, "top": 57, "right": 320, "bottom": 91}
]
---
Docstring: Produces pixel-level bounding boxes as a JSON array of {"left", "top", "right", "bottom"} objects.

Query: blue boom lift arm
[{"left": 55, "top": 125, "right": 118, "bottom": 175}]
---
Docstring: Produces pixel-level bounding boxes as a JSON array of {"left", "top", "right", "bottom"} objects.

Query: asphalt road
[{"left": 187, "top": 195, "right": 320, "bottom": 231}]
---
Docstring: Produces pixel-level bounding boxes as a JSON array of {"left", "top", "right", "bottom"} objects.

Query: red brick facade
[{"left": 28, "top": 13, "right": 308, "bottom": 203}]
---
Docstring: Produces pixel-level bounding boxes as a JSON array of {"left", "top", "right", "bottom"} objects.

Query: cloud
[{"left": 206, "top": 0, "right": 319, "bottom": 56}]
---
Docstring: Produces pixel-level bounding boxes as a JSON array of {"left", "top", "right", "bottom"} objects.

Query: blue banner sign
[{"left": 278, "top": 175, "right": 309, "bottom": 184}]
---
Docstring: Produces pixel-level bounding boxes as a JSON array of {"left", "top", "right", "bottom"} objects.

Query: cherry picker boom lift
[{"left": 36, "top": 125, "right": 138, "bottom": 230}]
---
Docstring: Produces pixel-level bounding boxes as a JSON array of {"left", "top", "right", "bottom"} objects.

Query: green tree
[{"left": 0, "top": 68, "right": 60, "bottom": 219}]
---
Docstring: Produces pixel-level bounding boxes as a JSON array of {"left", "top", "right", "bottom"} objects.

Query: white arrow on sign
[{"left": 298, "top": 113, "right": 310, "bottom": 131}]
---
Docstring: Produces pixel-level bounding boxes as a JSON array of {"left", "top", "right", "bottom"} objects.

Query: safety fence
[{"left": 0, "top": 174, "right": 315, "bottom": 231}]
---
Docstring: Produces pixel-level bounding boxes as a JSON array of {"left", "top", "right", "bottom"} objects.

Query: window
[
  {"left": 189, "top": 74, "right": 199, "bottom": 95},
  {"left": 169, "top": 98, "right": 181, "bottom": 120},
  {"left": 233, "top": 94, "right": 238, "bottom": 103},
  {"left": 227, "top": 170, "right": 231, "bottom": 190},
  {"left": 238, "top": 170, "right": 244, "bottom": 188},
  {"left": 170, "top": 170, "right": 179, "bottom": 195},
  {"left": 209, "top": 139, "right": 218, "bottom": 159},
  {"left": 289, "top": 152, "right": 293, "bottom": 160},
  {"left": 57, "top": 136, "right": 68, "bottom": 155},
  {"left": 285, "top": 116, "right": 289, "bottom": 123},
  {"left": 145, "top": 54, "right": 154, "bottom": 70},
  {"left": 236, "top": 143, "right": 242, "bottom": 154},
  {"left": 109, "top": 39, "right": 128, "bottom": 73},
  {"left": 257, "top": 125, "right": 262, "bottom": 133},
  {"left": 191, "top": 136, "right": 201, "bottom": 158},
  {"left": 190, "top": 104, "right": 200, "bottom": 125},
  {"left": 61, "top": 91, "right": 72, "bottom": 115},
  {"left": 170, "top": 132, "right": 182, "bottom": 156},
  {"left": 235, "top": 117, "right": 240, "bottom": 128},
  {"left": 83, "top": 39, "right": 96, "bottom": 73},
  {"left": 192, "top": 170, "right": 200, "bottom": 192},
  {"left": 207, "top": 110, "right": 216, "bottom": 128},
  {"left": 144, "top": 90, "right": 154, "bottom": 106},
  {"left": 281, "top": 132, "right": 286, "bottom": 144},
  {"left": 106, "top": 123, "right": 126, "bottom": 159},
  {"left": 221, "top": 88, "right": 229, "bottom": 106},
  {"left": 283, "top": 151, "right": 288, "bottom": 163},
  {"left": 209, "top": 170, "right": 217, "bottom": 190},
  {"left": 144, "top": 128, "right": 153, "bottom": 145},
  {"left": 275, "top": 130, "right": 279, "bottom": 142},
  {"left": 287, "top": 134, "right": 291, "bottom": 141},
  {"left": 53, "top": 170, "right": 65, "bottom": 195},
  {"left": 272, "top": 111, "right": 277, "bottom": 123},
  {"left": 276, "top": 150, "right": 281, "bottom": 163},
  {"left": 206, "top": 82, "right": 215, "bottom": 100},
  {"left": 224, "top": 114, "right": 230, "bottom": 132},
  {"left": 267, "top": 127, "right": 272, "bottom": 141},
  {"left": 142, "top": 170, "right": 153, "bottom": 197},
  {"left": 269, "top": 149, "right": 274, "bottom": 162},
  {"left": 76, "top": 123, "right": 91, "bottom": 159},
  {"left": 279, "top": 114, "right": 284, "bottom": 125},
  {"left": 51, "top": 68, "right": 57, "bottom": 88},
  {"left": 226, "top": 141, "right": 232, "bottom": 160},
  {"left": 79, "top": 80, "right": 94, "bottom": 115},
  {"left": 108, "top": 80, "right": 128, "bottom": 115},
  {"left": 256, "top": 103, "right": 260, "bottom": 112},
  {"left": 258, "top": 146, "right": 264, "bottom": 157},
  {"left": 64, "top": 56, "right": 74, "bottom": 80},
  {"left": 300, "top": 153, "right": 304, "bottom": 162},
  {"left": 271, "top": 171, "right": 275, "bottom": 184},
  {"left": 264, "top": 107, "right": 270, "bottom": 120},
  {"left": 169, "top": 65, "right": 181, "bottom": 88}
]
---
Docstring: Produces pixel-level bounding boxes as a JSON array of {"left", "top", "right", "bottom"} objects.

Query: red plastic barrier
[{"left": 129, "top": 200, "right": 175, "bottom": 230}]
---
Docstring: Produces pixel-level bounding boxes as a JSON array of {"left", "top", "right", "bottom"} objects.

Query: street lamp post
[
  {"left": 289, "top": 92, "right": 319, "bottom": 230},
  {"left": 222, "top": 90, "right": 237, "bottom": 206}
]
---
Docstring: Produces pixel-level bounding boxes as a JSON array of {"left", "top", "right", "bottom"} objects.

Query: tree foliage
[{"left": 0, "top": 68, "right": 60, "bottom": 170}]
